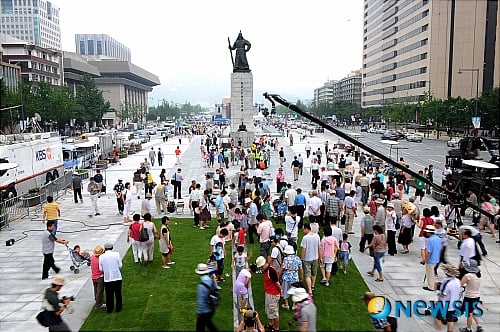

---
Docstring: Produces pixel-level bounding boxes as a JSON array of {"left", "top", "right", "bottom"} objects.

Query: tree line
[
  {"left": 1, "top": 73, "right": 109, "bottom": 134},
  {"left": 278, "top": 87, "right": 499, "bottom": 136}
]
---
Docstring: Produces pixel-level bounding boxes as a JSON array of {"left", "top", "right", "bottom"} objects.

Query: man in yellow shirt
[{"left": 43, "top": 196, "right": 61, "bottom": 235}]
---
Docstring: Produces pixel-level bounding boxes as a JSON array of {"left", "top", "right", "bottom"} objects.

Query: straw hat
[
  {"left": 93, "top": 245, "right": 105, "bottom": 256},
  {"left": 291, "top": 288, "right": 309, "bottom": 302},
  {"left": 424, "top": 225, "right": 436, "bottom": 233},
  {"left": 146, "top": 193, "right": 153, "bottom": 198},
  {"left": 441, "top": 264, "right": 459, "bottom": 277},
  {"left": 52, "top": 275, "right": 65, "bottom": 286},
  {"left": 195, "top": 263, "right": 210, "bottom": 275},
  {"left": 387, "top": 202, "right": 394, "bottom": 209},
  {"left": 244, "top": 197, "right": 252, "bottom": 204}
]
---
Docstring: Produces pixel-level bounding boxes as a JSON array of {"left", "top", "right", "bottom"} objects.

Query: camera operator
[
  {"left": 43, "top": 275, "right": 72, "bottom": 331},
  {"left": 236, "top": 309, "right": 265, "bottom": 332}
]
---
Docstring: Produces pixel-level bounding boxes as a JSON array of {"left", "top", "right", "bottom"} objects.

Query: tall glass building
[
  {"left": 75, "top": 34, "right": 131, "bottom": 62},
  {"left": 0, "top": 0, "right": 60, "bottom": 50}
]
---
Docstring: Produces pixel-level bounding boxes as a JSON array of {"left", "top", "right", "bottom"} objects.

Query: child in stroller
[{"left": 68, "top": 245, "right": 91, "bottom": 274}]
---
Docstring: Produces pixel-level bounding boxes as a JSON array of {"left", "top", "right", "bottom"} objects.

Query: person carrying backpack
[{"left": 195, "top": 263, "right": 219, "bottom": 332}]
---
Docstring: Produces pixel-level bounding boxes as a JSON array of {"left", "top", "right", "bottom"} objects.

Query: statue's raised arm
[{"left": 228, "top": 31, "right": 251, "bottom": 72}]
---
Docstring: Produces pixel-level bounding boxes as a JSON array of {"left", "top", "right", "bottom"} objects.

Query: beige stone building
[{"left": 362, "top": 0, "right": 500, "bottom": 108}]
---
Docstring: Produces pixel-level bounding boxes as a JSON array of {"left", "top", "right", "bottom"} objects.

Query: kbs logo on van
[{"left": 35, "top": 147, "right": 53, "bottom": 161}]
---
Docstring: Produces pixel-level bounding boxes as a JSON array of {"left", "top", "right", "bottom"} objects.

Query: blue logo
[{"left": 367, "top": 297, "right": 483, "bottom": 319}]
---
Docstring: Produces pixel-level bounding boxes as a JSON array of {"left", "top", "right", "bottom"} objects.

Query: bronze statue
[{"left": 228, "top": 31, "right": 251, "bottom": 72}]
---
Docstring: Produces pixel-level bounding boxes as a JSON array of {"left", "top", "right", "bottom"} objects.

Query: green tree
[{"left": 75, "top": 74, "right": 110, "bottom": 126}]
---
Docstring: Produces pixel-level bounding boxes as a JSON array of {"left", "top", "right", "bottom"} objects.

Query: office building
[
  {"left": 362, "top": 0, "right": 500, "bottom": 108},
  {"left": 314, "top": 70, "right": 362, "bottom": 107},
  {"left": 75, "top": 34, "right": 131, "bottom": 62},
  {"left": 0, "top": 0, "right": 61, "bottom": 50},
  {"left": 1, "top": 34, "right": 62, "bottom": 85}
]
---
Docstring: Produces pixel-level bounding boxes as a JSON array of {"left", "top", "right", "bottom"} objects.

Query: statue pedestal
[{"left": 230, "top": 72, "right": 255, "bottom": 147}]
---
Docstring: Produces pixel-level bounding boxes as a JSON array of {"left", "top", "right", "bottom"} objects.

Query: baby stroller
[{"left": 67, "top": 245, "right": 90, "bottom": 274}]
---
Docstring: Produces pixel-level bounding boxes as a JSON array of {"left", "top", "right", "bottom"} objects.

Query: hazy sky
[{"left": 59, "top": 0, "right": 363, "bottom": 106}]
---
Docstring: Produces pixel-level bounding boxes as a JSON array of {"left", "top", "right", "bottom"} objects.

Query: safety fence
[{"left": 0, "top": 171, "right": 73, "bottom": 230}]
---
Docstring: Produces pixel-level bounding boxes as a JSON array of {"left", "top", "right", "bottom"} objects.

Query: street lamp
[{"left": 457, "top": 68, "right": 479, "bottom": 117}]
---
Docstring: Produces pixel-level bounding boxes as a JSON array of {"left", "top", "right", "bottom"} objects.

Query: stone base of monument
[{"left": 230, "top": 131, "right": 255, "bottom": 148}]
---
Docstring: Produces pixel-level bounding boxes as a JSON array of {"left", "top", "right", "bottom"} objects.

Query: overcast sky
[{"left": 59, "top": 0, "right": 363, "bottom": 106}]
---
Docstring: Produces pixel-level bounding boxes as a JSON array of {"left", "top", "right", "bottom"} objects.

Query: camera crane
[{"left": 262, "top": 92, "right": 496, "bottom": 221}]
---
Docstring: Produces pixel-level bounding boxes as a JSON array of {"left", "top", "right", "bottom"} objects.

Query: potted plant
[
  {"left": 128, "top": 144, "right": 137, "bottom": 154},
  {"left": 77, "top": 168, "right": 90, "bottom": 180},
  {"left": 96, "top": 158, "right": 109, "bottom": 169},
  {"left": 118, "top": 149, "right": 128, "bottom": 159},
  {"left": 23, "top": 187, "right": 42, "bottom": 207}
]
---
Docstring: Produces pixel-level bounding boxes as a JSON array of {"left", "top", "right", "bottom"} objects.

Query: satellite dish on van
[{"left": 34, "top": 113, "right": 42, "bottom": 122}]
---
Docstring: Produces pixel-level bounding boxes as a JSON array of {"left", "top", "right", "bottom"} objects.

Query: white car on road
[
  {"left": 406, "top": 133, "right": 423, "bottom": 142},
  {"left": 447, "top": 137, "right": 460, "bottom": 147}
]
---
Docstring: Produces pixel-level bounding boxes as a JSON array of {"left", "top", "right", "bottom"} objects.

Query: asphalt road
[{"left": 311, "top": 127, "right": 449, "bottom": 174}]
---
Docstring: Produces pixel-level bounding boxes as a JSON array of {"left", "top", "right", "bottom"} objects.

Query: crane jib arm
[{"left": 263, "top": 93, "right": 495, "bottom": 219}]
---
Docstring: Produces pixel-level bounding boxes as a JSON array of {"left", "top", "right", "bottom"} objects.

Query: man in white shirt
[
  {"left": 305, "top": 142, "right": 312, "bottom": 158},
  {"left": 254, "top": 168, "right": 264, "bottom": 185},
  {"left": 245, "top": 197, "right": 259, "bottom": 244},
  {"left": 285, "top": 184, "right": 297, "bottom": 211},
  {"left": 458, "top": 225, "right": 487, "bottom": 256},
  {"left": 307, "top": 190, "right": 322, "bottom": 230},
  {"left": 285, "top": 206, "right": 300, "bottom": 243},
  {"left": 442, "top": 164, "right": 452, "bottom": 186},
  {"left": 459, "top": 229, "right": 478, "bottom": 279},
  {"left": 300, "top": 224, "right": 321, "bottom": 295},
  {"left": 344, "top": 190, "right": 357, "bottom": 234},
  {"left": 330, "top": 218, "right": 344, "bottom": 244},
  {"left": 99, "top": 243, "right": 123, "bottom": 313},
  {"left": 297, "top": 154, "right": 304, "bottom": 175},
  {"left": 189, "top": 184, "right": 202, "bottom": 228},
  {"left": 435, "top": 264, "right": 462, "bottom": 332}
]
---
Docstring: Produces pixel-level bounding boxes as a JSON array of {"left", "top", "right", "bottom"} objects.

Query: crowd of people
[{"left": 37, "top": 127, "right": 499, "bottom": 332}]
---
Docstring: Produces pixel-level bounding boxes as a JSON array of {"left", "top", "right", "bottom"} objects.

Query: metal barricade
[{"left": 0, "top": 171, "right": 73, "bottom": 230}]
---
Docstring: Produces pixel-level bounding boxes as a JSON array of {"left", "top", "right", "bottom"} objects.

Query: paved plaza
[{"left": 0, "top": 127, "right": 498, "bottom": 331}]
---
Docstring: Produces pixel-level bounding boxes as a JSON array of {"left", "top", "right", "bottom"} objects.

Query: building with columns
[
  {"left": 88, "top": 59, "right": 160, "bottom": 127},
  {"left": 63, "top": 53, "right": 160, "bottom": 128}
]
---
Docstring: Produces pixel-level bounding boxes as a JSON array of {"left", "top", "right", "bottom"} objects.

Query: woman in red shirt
[
  {"left": 90, "top": 245, "right": 105, "bottom": 309},
  {"left": 417, "top": 208, "right": 434, "bottom": 265}
]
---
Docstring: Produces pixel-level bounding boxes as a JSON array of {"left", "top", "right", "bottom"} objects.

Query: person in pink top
[
  {"left": 319, "top": 226, "right": 339, "bottom": 286},
  {"left": 90, "top": 245, "right": 106, "bottom": 309}
]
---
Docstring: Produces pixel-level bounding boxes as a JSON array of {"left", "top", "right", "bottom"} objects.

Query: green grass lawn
[{"left": 81, "top": 218, "right": 373, "bottom": 331}]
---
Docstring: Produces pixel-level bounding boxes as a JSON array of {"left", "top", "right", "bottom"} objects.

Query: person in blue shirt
[
  {"left": 423, "top": 225, "right": 442, "bottom": 291},
  {"left": 215, "top": 190, "right": 228, "bottom": 224},
  {"left": 195, "top": 263, "right": 218, "bottom": 332},
  {"left": 295, "top": 188, "right": 307, "bottom": 227}
]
